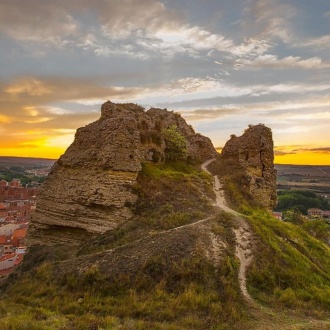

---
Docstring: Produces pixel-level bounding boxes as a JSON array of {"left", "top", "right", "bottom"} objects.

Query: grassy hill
[{"left": 0, "top": 160, "right": 329, "bottom": 329}]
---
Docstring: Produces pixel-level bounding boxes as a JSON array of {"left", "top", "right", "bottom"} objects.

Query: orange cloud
[
  {"left": 5, "top": 78, "right": 51, "bottom": 97},
  {"left": 274, "top": 145, "right": 330, "bottom": 165},
  {"left": 0, "top": 115, "right": 11, "bottom": 123}
]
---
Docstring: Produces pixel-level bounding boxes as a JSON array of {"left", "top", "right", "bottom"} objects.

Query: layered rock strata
[
  {"left": 221, "top": 124, "right": 277, "bottom": 209},
  {"left": 27, "top": 101, "right": 217, "bottom": 246}
]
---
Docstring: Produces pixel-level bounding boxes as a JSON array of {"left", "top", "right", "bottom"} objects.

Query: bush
[{"left": 162, "top": 125, "right": 187, "bottom": 161}]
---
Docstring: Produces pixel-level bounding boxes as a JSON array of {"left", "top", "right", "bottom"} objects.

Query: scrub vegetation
[{"left": 1, "top": 159, "right": 330, "bottom": 329}]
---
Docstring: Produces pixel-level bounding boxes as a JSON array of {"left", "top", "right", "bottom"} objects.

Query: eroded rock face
[
  {"left": 27, "top": 101, "right": 217, "bottom": 246},
  {"left": 221, "top": 124, "right": 277, "bottom": 209}
]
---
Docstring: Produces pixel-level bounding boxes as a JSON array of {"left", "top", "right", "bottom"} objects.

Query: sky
[{"left": 0, "top": 0, "right": 329, "bottom": 165}]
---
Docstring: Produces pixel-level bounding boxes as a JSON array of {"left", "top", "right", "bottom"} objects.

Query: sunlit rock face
[
  {"left": 221, "top": 124, "right": 277, "bottom": 209},
  {"left": 27, "top": 101, "right": 217, "bottom": 246}
]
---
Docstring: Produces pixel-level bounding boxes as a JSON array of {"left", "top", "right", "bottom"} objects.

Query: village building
[
  {"left": 0, "top": 252, "right": 17, "bottom": 271},
  {"left": 321, "top": 210, "right": 330, "bottom": 219},
  {"left": 308, "top": 208, "right": 323, "bottom": 218},
  {"left": 272, "top": 211, "right": 283, "bottom": 220},
  {"left": 0, "top": 178, "right": 40, "bottom": 274},
  {"left": 0, "top": 225, "right": 28, "bottom": 272},
  {"left": 307, "top": 208, "right": 330, "bottom": 219}
]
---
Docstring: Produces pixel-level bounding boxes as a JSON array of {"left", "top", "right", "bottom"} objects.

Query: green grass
[
  {"left": 2, "top": 158, "right": 330, "bottom": 329},
  {"left": 77, "top": 160, "right": 214, "bottom": 256},
  {"left": 246, "top": 210, "right": 330, "bottom": 316},
  {"left": 133, "top": 161, "right": 214, "bottom": 230},
  {"left": 140, "top": 160, "right": 212, "bottom": 181},
  {"left": 1, "top": 241, "right": 247, "bottom": 330},
  {"left": 209, "top": 156, "right": 330, "bottom": 317},
  {"left": 0, "top": 160, "right": 232, "bottom": 330}
]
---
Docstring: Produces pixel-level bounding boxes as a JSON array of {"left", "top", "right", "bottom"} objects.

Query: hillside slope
[{"left": 1, "top": 160, "right": 330, "bottom": 329}]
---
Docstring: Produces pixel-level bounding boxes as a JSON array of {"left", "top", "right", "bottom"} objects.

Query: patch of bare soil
[{"left": 202, "top": 159, "right": 256, "bottom": 303}]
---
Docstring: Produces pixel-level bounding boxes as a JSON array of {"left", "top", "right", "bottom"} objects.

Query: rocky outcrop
[
  {"left": 221, "top": 124, "right": 277, "bottom": 209},
  {"left": 27, "top": 101, "right": 217, "bottom": 246}
]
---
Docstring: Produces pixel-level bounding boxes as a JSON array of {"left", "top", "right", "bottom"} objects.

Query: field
[
  {"left": 0, "top": 157, "right": 55, "bottom": 169},
  {"left": 275, "top": 164, "right": 330, "bottom": 197}
]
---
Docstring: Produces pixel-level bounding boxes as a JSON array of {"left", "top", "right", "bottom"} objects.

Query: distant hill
[
  {"left": 0, "top": 156, "right": 56, "bottom": 168},
  {"left": 275, "top": 164, "right": 330, "bottom": 177}
]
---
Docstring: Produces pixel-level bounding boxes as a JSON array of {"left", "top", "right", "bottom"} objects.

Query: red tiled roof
[
  {"left": 12, "top": 228, "right": 27, "bottom": 238},
  {"left": 273, "top": 212, "right": 282, "bottom": 216},
  {"left": 0, "top": 252, "right": 16, "bottom": 262},
  {"left": 0, "top": 236, "right": 11, "bottom": 244}
]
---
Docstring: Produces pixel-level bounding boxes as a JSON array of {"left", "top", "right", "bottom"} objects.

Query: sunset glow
[{"left": 275, "top": 152, "right": 330, "bottom": 166}]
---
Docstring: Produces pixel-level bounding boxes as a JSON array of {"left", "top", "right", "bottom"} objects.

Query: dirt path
[
  {"left": 79, "top": 159, "right": 255, "bottom": 304},
  {"left": 202, "top": 159, "right": 330, "bottom": 329},
  {"left": 202, "top": 159, "right": 255, "bottom": 304}
]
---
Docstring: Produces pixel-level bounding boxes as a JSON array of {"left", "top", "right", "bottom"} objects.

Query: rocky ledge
[
  {"left": 27, "top": 101, "right": 217, "bottom": 246},
  {"left": 221, "top": 124, "right": 277, "bottom": 209}
]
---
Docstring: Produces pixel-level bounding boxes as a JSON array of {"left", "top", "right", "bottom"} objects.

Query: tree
[
  {"left": 302, "top": 219, "right": 330, "bottom": 243},
  {"left": 282, "top": 207, "right": 305, "bottom": 225},
  {"left": 162, "top": 125, "right": 187, "bottom": 161},
  {"left": 275, "top": 190, "right": 330, "bottom": 214}
]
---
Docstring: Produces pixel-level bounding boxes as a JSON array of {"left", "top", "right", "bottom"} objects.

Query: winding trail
[
  {"left": 72, "top": 159, "right": 256, "bottom": 305},
  {"left": 202, "top": 159, "right": 255, "bottom": 304}
]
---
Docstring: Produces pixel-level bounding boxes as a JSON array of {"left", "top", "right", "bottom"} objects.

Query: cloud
[
  {"left": 299, "top": 147, "right": 330, "bottom": 154},
  {"left": 274, "top": 150, "right": 296, "bottom": 156},
  {"left": 0, "top": 1, "right": 184, "bottom": 49},
  {"left": 5, "top": 78, "right": 52, "bottom": 96},
  {"left": 182, "top": 108, "right": 240, "bottom": 121},
  {"left": 0, "top": 1, "right": 78, "bottom": 44},
  {"left": 272, "top": 145, "right": 330, "bottom": 156},
  {"left": 1, "top": 76, "right": 147, "bottom": 115},
  {"left": 0, "top": 0, "right": 275, "bottom": 62},
  {"left": 273, "top": 146, "right": 330, "bottom": 157},
  {"left": 0, "top": 75, "right": 149, "bottom": 152},
  {"left": 0, "top": 115, "right": 12, "bottom": 123},
  {"left": 166, "top": 77, "right": 223, "bottom": 94},
  {"left": 155, "top": 81, "right": 330, "bottom": 116},
  {"left": 235, "top": 54, "right": 330, "bottom": 70},
  {"left": 99, "top": 0, "right": 182, "bottom": 39},
  {"left": 296, "top": 35, "right": 330, "bottom": 49},
  {"left": 241, "top": 0, "right": 296, "bottom": 42}
]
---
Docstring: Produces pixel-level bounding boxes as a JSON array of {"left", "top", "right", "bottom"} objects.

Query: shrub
[{"left": 162, "top": 125, "right": 187, "bottom": 161}]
